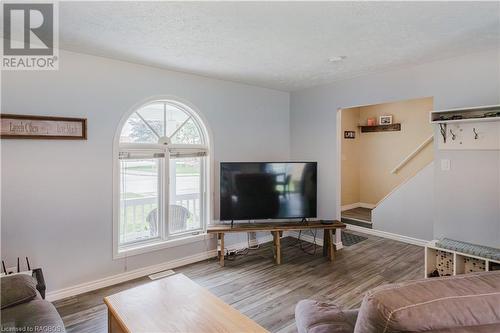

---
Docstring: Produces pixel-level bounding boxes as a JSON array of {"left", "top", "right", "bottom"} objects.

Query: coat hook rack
[{"left": 432, "top": 105, "right": 500, "bottom": 150}]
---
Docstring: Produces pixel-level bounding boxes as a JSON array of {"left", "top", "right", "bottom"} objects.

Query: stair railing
[{"left": 391, "top": 135, "right": 434, "bottom": 174}]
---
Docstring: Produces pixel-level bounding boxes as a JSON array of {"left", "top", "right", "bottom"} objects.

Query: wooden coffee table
[{"left": 104, "top": 273, "right": 268, "bottom": 333}]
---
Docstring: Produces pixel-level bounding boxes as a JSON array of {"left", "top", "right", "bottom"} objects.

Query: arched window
[{"left": 115, "top": 100, "right": 209, "bottom": 254}]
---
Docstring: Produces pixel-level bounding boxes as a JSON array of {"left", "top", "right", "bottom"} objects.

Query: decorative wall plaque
[
  {"left": 0, "top": 114, "right": 87, "bottom": 140},
  {"left": 344, "top": 130, "right": 356, "bottom": 139}
]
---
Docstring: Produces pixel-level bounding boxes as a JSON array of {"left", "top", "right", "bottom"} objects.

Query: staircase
[
  {"left": 341, "top": 207, "right": 373, "bottom": 228},
  {"left": 372, "top": 162, "right": 434, "bottom": 240},
  {"left": 343, "top": 135, "right": 434, "bottom": 236}
]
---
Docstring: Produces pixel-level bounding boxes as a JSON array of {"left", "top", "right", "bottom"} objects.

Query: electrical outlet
[{"left": 441, "top": 159, "right": 451, "bottom": 171}]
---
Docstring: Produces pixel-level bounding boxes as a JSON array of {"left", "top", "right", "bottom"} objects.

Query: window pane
[
  {"left": 165, "top": 105, "right": 189, "bottom": 138},
  {"left": 120, "top": 113, "right": 158, "bottom": 144},
  {"left": 169, "top": 157, "right": 202, "bottom": 234},
  {"left": 120, "top": 158, "right": 161, "bottom": 244},
  {"left": 137, "top": 103, "right": 165, "bottom": 137},
  {"left": 170, "top": 118, "right": 202, "bottom": 144}
]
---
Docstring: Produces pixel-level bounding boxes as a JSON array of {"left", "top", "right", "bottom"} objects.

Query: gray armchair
[{"left": 1, "top": 274, "right": 65, "bottom": 333}]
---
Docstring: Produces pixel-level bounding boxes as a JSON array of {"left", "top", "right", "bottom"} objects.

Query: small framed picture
[{"left": 379, "top": 115, "right": 393, "bottom": 125}]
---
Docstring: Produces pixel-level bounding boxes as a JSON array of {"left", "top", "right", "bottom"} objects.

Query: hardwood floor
[{"left": 53, "top": 232, "right": 423, "bottom": 333}]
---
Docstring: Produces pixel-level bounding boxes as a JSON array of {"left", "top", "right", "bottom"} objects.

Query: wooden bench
[
  {"left": 207, "top": 220, "right": 346, "bottom": 266},
  {"left": 104, "top": 273, "right": 268, "bottom": 333}
]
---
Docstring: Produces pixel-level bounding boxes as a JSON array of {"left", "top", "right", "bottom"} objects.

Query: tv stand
[{"left": 208, "top": 220, "right": 346, "bottom": 267}]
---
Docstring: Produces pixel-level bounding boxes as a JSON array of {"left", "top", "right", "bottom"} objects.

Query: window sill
[{"left": 114, "top": 233, "right": 214, "bottom": 259}]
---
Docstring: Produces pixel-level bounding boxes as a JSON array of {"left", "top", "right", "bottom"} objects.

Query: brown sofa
[{"left": 296, "top": 271, "right": 500, "bottom": 333}]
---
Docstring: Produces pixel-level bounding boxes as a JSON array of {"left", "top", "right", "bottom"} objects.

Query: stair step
[{"left": 341, "top": 218, "right": 373, "bottom": 229}]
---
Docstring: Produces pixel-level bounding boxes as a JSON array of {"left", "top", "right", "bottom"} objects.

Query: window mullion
[
  {"left": 163, "top": 102, "right": 167, "bottom": 137},
  {"left": 201, "top": 157, "right": 206, "bottom": 231},
  {"left": 135, "top": 111, "right": 161, "bottom": 139},
  {"left": 163, "top": 148, "right": 170, "bottom": 240},
  {"left": 168, "top": 116, "right": 191, "bottom": 140}
]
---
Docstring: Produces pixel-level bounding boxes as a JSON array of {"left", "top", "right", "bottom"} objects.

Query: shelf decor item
[
  {"left": 367, "top": 117, "right": 377, "bottom": 126},
  {"left": 379, "top": 115, "right": 393, "bottom": 125},
  {"left": 0, "top": 114, "right": 87, "bottom": 140}
]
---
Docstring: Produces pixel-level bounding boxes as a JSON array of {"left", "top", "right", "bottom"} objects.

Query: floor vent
[{"left": 148, "top": 270, "right": 176, "bottom": 280}]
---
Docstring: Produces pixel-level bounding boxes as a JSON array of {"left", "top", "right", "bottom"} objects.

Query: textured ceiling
[{"left": 59, "top": 2, "right": 500, "bottom": 91}]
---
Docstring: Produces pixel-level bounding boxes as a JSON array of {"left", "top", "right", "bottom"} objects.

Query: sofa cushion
[
  {"left": 354, "top": 271, "right": 500, "bottom": 333},
  {"left": 295, "top": 299, "right": 358, "bottom": 333},
  {"left": 1, "top": 299, "right": 66, "bottom": 333},
  {"left": 1, "top": 274, "right": 38, "bottom": 309}
]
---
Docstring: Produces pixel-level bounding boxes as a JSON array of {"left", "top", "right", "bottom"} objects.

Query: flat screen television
[{"left": 220, "top": 162, "right": 317, "bottom": 221}]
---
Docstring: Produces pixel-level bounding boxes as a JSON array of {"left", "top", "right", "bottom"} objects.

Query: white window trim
[
  {"left": 114, "top": 233, "right": 214, "bottom": 259},
  {"left": 112, "top": 97, "right": 214, "bottom": 260}
]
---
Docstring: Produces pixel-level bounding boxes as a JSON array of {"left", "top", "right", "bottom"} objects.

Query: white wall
[
  {"left": 434, "top": 150, "right": 500, "bottom": 248},
  {"left": 290, "top": 49, "right": 500, "bottom": 246},
  {"left": 1, "top": 50, "right": 290, "bottom": 292},
  {"left": 372, "top": 163, "right": 434, "bottom": 240}
]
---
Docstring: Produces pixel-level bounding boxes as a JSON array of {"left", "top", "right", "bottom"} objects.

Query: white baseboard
[
  {"left": 341, "top": 202, "right": 376, "bottom": 211},
  {"left": 46, "top": 228, "right": 423, "bottom": 302},
  {"left": 286, "top": 231, "right": 344, "bottom": 251},
  {"left": 346, "top": 225, "right": 428, "bottom": 247},
  {"left": 46, "top": 250, "right": 217, "bottom": 302},
  {"left": 47, "top": 235, "right": 276, "bottom": 302},
  {"left": 287, "top": 230, "right": 322, "bottom": 246},
  {"left": 48, "top": 231, "right": 362, "bottom": 302},
  {"left": 289, "top": 225, "right": 427, "bottom": 249},
  {"left": 225, "top": 234, "right": 274, "bottom": 251}
]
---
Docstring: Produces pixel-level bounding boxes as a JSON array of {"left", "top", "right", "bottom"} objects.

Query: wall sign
[
  {"left": 344, "top": 130, "right": 356, "bottom": 139},
  {"left": 0, "top": 114, "right": 87, "bottom": 140}
]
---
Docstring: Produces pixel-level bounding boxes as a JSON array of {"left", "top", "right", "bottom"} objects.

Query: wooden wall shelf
[{"left": 359, "top": 123, "right": 401, "bottom": 133}]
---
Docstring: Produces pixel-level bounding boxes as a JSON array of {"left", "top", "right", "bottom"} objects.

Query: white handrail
[{"left": 391, "top": 135, "right": 434, "bottom": 174}]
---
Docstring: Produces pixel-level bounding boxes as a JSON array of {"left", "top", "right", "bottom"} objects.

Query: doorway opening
[{"left": 338, "top": 97, "right": 434, "bottom": 229}]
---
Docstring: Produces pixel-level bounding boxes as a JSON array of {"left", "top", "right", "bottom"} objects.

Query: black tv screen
[{"left": 220, "top": 162, "right": 317, "bottom": 221}]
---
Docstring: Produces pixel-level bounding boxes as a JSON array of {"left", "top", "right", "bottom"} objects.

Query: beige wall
[
  {"left": 341, "top": 97, "right": 434, "bottom": 206},
  {"left": 341, "top": 108, "right": 360, "bottom": 205}
]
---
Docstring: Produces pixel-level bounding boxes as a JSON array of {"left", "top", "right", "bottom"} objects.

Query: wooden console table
[{"left": 207, "top": 220, "right": 345, "bottom": 266}]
